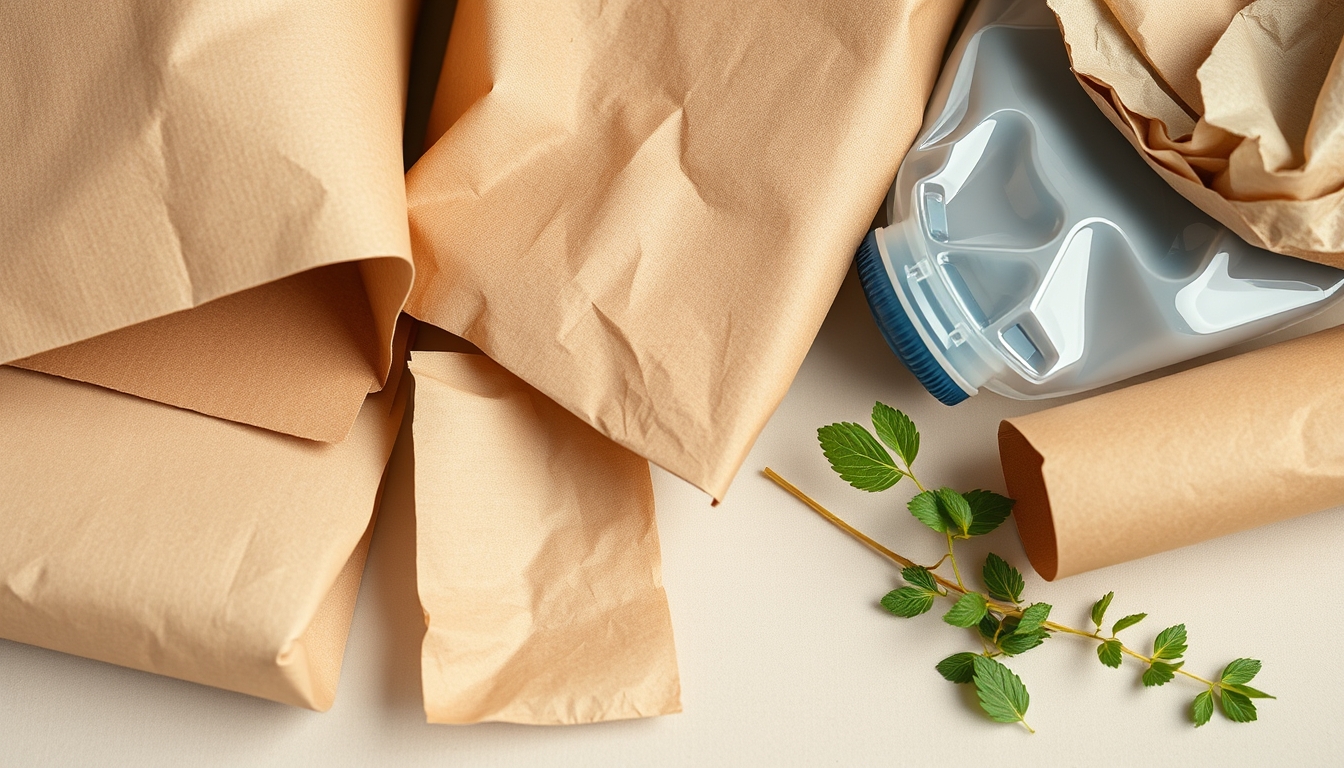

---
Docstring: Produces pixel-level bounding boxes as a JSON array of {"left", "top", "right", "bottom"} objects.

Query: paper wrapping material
[
  {"left": 1049, "top": 0, "right": 1344, "bottom": 266},
  {"left": 409, "top": 351, "right": 681, "bottom": 724},
  {"left": 0, "top": 323, "right": 411, "bottom": 710},
  {"left": 0, "top": 0, "right": 419, "bottom": 442},
  {"left": 405, "top": 0, "right": 965, "bottom": 499},
  {"left": 999, "top": 325, "right": 1344, "bottom": 580}
]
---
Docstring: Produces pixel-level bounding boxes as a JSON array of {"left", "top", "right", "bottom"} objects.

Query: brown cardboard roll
[{"left": 1000, "top": 324, "right": 1344, "bottom": 579}]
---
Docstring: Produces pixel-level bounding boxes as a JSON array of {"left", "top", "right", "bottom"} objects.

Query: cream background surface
[{"left": 3, "top": 270, "right": 1342, "bottom": 765}]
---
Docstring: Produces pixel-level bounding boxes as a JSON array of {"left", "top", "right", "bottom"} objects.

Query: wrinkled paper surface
[
  {"left": 1000, "top": 325, "right": 1344, "bottom": 579},
  {"left": 406, "top": 0, "right": 965, "bottom": 499},
  {"left": 409, "top": 351, "right": 681, "bottom": 724},
  {"left": 1049, "top": 0, "right": 1344, "bottom": 266},
  {"left": 0, "top": 0, "right": 419, "bottom": 441}
]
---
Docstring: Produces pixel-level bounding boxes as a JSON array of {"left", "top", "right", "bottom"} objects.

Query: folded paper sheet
[
  {"left": 0, "top": 323, "right": 410, "bottom": 709},
  {"left": 409, "top": 351, "right": 681, "bottom": 724},
  {"left": 406, "top": 0, "right": 965, "bottom": 499},
  {"left": 0, "top": 0, "right": 419, "bottom": 441},
  {"left": 1049, "top": 0, "right": 1344, "bottom": 266},
  {"left": 1000, "top": 325, "right": 1344, "bottom": 580}
]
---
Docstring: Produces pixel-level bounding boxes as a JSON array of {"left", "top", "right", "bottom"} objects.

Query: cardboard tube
[{"left": 1000, "top": 324, "right": 1344, "bottom": 579}]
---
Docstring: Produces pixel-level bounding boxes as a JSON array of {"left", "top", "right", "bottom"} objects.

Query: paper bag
[
  {"left": 1048, "top": 0, "right": 1344, "bottom": 266},
  {"left": 409, "top": 351, "right": 681, "bottom": 724},
  {"left": 405, "top": 0, "right": 966, "bottom": 499},
  {"left": 0, "top": 324, "right": 410, "bottom": 710},
  {"left": 1000, "top": 324, "right": 1344, "bottom": 579},
  {"left": 0, "top": 0, "right": 419, "bottom": 442}
]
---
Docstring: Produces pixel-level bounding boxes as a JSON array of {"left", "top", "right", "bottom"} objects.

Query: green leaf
[
  {"left": 1143, "top": 660, "right": 1184, "bottom": 687},
  {"left": 971, "top": 656, "right": 1031, "bottom": 727},
  {"left": 1015, "top": 603, "right": 1051, "bottom": 634},
  {"left": 978, "top": 613, "right": 1001, "bottom": 640},
  {"left": 937, "top": 488, "right": 974, "bottom": 537},
  {"left": 1224, "top": 684, "right": 1274, "bottom": 700},
  {"left": 964, "top": 490, "right": 1015, "bottom": 536},
  {"left": 1219, "top": 689, "right": 1258, "bottom": 723},
  {"left": 1152, "top": 624, "right": 1188, "bottom": 661},
  {"left": 1192, "top": 690, "right": 1214, "bottom": 727},
  {"left": 907, "top": 491, "right": 947, "bottom": 533},
  {"left": 817, "top": 423, "right": 903, "bottom": 492},
  {"left": 936, "top": 652, "right": 977, "bottom": 684},
  {"left": 901, "top": 565, "right": 938, "bottom": 592},
  {"left": 982, "top": 553, "right": 1025, "bottom": 604},
  {"left": 1097, "top": 639, "right": 1123, "bottom": 668},
  {"left": 1220, "top": 658, "right": 1261, "bottom": 686},
  {"left": 999, "top": 629, "right": 1049, "bottom": 656},
  {"left": 880, "top": 587, "right": 934, "bottom": 618},
  {"left": 1111, "top": 613, "right": 1147, "bottom": 635},
  {"left": 871, "top": 402, "right": 919, "bottom": 467},
  {"left": 944, "top": 592, "right": 989, "bottom": 628},
  {"left": 1091, "top": 592, "right": 1114, "bottom": 630}
]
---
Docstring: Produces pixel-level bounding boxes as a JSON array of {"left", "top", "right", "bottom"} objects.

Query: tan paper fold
[
  {"left": 1000, "top": 325, "right": 1344, "bottom": 580},
  {"left": 1049, "top": 0, "right": 1344, "bottom": 266},
  {"left": 0, "top": 322, "right": 411, "bottom": 709},
  {"left": 0, "top": 0, "right": 419, "bottom": 441},
  {"left": 405, "top": 0, "right": 965, "bottom": 499},
  {"left": 409, "top": 351, "right": 681, "bottom": 724}
]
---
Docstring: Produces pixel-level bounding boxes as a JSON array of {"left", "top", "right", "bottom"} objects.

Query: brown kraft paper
[
  {"left": 1048, "top": 0, "right": 1344, "bottom": 267},
  {"left": 0, "top": 323, "right": 412, "bottom": 710},
  {"left": 1000, "top": 325, "right": 1344, "bottom": 580},
  {"left": 409, "top": 351, "right": 681, "bottom": 724},
  {"left": 0, "top": 0, "right": 419, "bottom": 442},
  {"left": 405, "top": 0, "right": 966, "bottom": 500}
]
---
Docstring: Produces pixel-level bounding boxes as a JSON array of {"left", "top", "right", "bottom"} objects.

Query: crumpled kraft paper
[
  {"left": 0, "top": 0, "right": 419, "bottom": 442},
  {"left": 0, "top": 322, "right": 411, "bottom": 710},
  {"left": 405, "top": 0, "right": 965, "bottom": 500},
  {"left": 409, "top": 351, "right": 681, "bottom": 724},
  {"left": 1048, "top": 0, "right": 1344, "bottom": 266},
  {"left": 999, "top": 324, "right": 1344, "bottom": 580}
]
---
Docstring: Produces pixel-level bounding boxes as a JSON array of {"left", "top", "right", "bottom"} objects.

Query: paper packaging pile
[{"left": 4, "top": 0, "right": 1344, "bottom": 721}]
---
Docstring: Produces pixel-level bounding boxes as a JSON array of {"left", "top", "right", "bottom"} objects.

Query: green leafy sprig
[{"left": 764, "top": 401, "right": 1272, "bottom": 732}]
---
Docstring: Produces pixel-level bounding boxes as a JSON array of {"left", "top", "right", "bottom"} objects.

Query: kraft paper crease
[
  {"left": 409, "top": 351, "right": 681, "bottom": 724},
  {"left": 1048, "top": 0, "right": 1344, "bottom": 266},
  {"left": 0, "top": 0, "right": 419, "bottom": 442},
  {"left": 405, "top": 0, "right": 966, "bottom": 500},
  {"left": 1000, "top": 325, "right": 1344, "bottom": 580}
]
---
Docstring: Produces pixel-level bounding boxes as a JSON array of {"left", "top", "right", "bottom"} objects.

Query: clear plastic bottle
[{"left": 856, "top": 0, "right": 1344, "bottom": 404}]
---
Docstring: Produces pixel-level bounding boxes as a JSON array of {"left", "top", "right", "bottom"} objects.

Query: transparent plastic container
[{"left": 856, "top": 0, "right": 1344, "bottom": 405}]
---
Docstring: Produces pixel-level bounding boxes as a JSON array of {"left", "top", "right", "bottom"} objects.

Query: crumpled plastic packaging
[{"left": 1049, "top": 0, "right": 1344, "bottom": 266}]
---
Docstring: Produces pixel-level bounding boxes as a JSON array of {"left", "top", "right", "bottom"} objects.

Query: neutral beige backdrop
[{"left": 3, "top": 269, "right": 1341, "bottom": 766}]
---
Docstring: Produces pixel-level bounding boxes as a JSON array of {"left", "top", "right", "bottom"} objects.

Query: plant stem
[{"left": 764, "top": 468, "right": 1220, "bottom": 690}]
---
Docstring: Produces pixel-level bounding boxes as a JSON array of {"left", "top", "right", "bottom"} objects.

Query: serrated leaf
[
  {"left": 1111, "top": 613, "right": 1146, "bottom": 635},
  {"left": 1219, "top": 689, "right": 1258, "bottom": 723},
  {"left": 1152, "top": 624, "right": 1188, "bottom": 661},
  {"left": 1220, "top": 658, "right": 1261, "bottom": 686},
  {"left": 907, "top": 491, "right": 947, "bottom": 533},
  {"left": 971, "top": 656, "right": 1031, "bottom": 727},
  {"left": 872, "top": 402, "right": 919, "bottom": 467},
  {"left": 936, "top": 652, "right": 977, "bottom": 684},
  {"left": 1142, "top": 660, "right": 1184, "bottom": 687},
  {"left": 1097, "top": 639, "right": 1123, "bottom": 668},
  {"left": 944, "top": 592, "right": 989, "bottom": 628},
  {"left": 937, "top": 488, "right": 974, "bottom": 537},
  {"left": 880, "top": 587, "right": 934, "bottom": 618},
  {"left": 818, "top": 423, "right": 903, "bottom": 492},
  {"left": 964, "top": 490, "right": 1015, "bottom": 536},
  {"left": 978, "top": 613, "right": 1001, "bottom": 640},
  {"left": 1224, "top": 684, "right": 1274, "bottom": 700},
  {"left": 999, "top": 629, "right": 1049, "bottom": 656},
  {"left": 1192, "top": 690, "right": 1214, "bottom": 727},
  {"left": 1015, "top": 603, "right": 1051, "bottom": 634},
  {"left": 982, "top": 553, "right": 1025, "bottom": 604},
  {"left": 901, "top": 565, "right": 938, "bottom": 592},
  {"left": 1091, "top": 592, "right": 1114, "bottom": 629}
]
